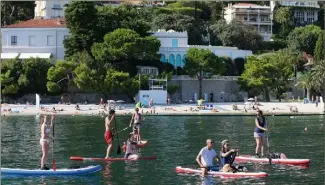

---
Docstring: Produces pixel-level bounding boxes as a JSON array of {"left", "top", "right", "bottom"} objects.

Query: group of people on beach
[{"left": 196, "top": 110, "right": 267, "bottom": 176}]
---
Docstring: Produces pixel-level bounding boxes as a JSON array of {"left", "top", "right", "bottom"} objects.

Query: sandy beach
[{"left": 0, "top": 101, "right": 324, "bottom": 116}]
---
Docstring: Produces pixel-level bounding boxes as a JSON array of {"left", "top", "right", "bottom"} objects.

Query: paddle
[
  {"left": 116, "top": 127, "right": 129, "bottom": 134},
  {"left": 52, "top": 115, "right": 56, "bottom": 171},
  {"left": 266, "top": 116, "right": 272, "bottom": 164},
  {"left": 113, "top": 118, "right": 121, "bottom": 155}
]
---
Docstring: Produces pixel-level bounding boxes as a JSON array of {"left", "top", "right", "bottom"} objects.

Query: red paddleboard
[
  {"left": 70, "top": 156, "right": 156, "bottom": 162},
  {"left": 175, "top": 166, "right": 268, "bottom": 178},
  {"left": 235, "top": 155, "right": 310, "bottom": 165}
]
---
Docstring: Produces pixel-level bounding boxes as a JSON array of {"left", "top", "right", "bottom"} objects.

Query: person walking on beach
[
  {"left": 129, "top": 108, "right": 143, "bottom": 142},
  {"left": 196, "top": 139, "right": 218, "bottom": 177},
  {"left": 105, "top": 110, "right": 115, "bottom": 159},
  {"left": 39, "top": 115, "right": 54, "bottom": 170},
  {"left": 254, "top": 110, "right": 267, "bottom": 158}
]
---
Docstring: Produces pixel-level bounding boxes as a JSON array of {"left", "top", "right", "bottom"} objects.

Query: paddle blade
[
  {"left": 53, "top": 159, "right": 56, "bottom": 171},
  {"left": 117, "top": 146, "right": 121, "bottom": 155}
]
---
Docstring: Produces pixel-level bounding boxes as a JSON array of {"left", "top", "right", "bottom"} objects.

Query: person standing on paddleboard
[
  {"left": 124, "top": 133, "right": 139, "bottom": 160},
  {"left": 129, "top": 108, "right": 143, "bottom": 142},
  {"left": 105, "top": 110, "right": 115, "bottom": 159},
  {"left": 196, "top": 139, "right": 218, "bottom": 177},
  {"left": 39, "top": 115, "right": 54, "bottom": 170},
  {"left": 254, "top": 110, "right": 267, "bottom": 158}
]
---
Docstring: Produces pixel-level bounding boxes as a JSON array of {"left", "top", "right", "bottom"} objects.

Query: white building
[
  {"left": 35, "top": 0, "right": 69, "bottom": 19},
  {"left": 1, "top": 19, "right": 69, "bottom": 60},
  {"left": 224, "top": 3, "right": 273, "bottom": 41},
  {"left": 270, "top": 1, "right": 320, "bottom": 26},
  {"left": 152, "top": 29, "right": 253, "bottom": 68}
]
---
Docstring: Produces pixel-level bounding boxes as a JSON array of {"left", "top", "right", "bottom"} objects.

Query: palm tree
[
  {"left": 295, "top": 71, "right": 314, "bottom": 100},
  {"left": 311, "top": 60, "right": 325, "bottom": 96}
]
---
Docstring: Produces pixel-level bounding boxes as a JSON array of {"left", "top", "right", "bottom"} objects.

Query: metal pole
[
  {"left": 0, "top": 0, "right": 2, "bottom": 181},
  {"left": 139, "top": 74, "right": 141, "bottom": 92}
]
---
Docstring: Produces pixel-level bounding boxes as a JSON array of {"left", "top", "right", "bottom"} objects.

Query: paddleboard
[
  {"left": 175, "top": 166, "right": 268, "bottom": 178},
  {"left": 1, "top": 165, "right": 101, "bottom": 176},
  {"left": 70, "top": 156, "right": 157, "bottom": 162},
  {"left": 136, "top": 140, "right": 148, "bottom": 147},
  {"left": 235, "top": 155, "right": 310, "bottom": 165}
]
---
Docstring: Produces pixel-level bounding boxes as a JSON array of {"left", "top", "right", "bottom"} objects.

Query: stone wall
[
  {"left": 169, "top": 75, "right": 248, "bottom": 103},
  {"left": 169, "top": 75, "right": 304, "bottom": 103}
]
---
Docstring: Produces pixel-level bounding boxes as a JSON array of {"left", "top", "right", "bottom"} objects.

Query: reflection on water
[{"left": 1, "top": 115, "right": 323, "bottom": 184}]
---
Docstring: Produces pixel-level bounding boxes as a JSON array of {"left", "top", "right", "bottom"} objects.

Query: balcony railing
[{"left": 234, "top": 9, "right": 272, "bottom": 14}]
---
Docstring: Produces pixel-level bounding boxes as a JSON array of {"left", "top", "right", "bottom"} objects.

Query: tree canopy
[{"left": 183, "top": 48, "right": 226, "bottom": 99}]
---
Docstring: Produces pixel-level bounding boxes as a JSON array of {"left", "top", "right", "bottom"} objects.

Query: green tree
[
  {"left": 311, "top": 60, "right": 325, "bottom": 95},
  {"left": 20, "top": 58, "right": 54, "bottom": 94},
  {"left": 314, "top": 32, "right": 324, "bottom": 61},
  {"left": 295, "top": 71, "right": 314, "bottom": 100},
  {"left": 273, "top": 6, "right": 295, "bottom": 39},
  {"left": 1, "top": 1, "right": 35, "bottom": 26},
  {"left": 222, "top": 57, "right": 237, "bottom": 76},
  {"left": 64, "top": 1, "right": 98, "bottom": 57},
  {"left": 287, "top": 25, "right": 322, "bottom": 55},
  {"left": 91, "top": 28, "right": 160, "bottom": 72},
  {"left": 183, "top": 48, "right": 226, "bottom": 99},
  {"left": 238, "top": 51, "right": 296, "bottom": 101},
  {"left": 1, "top": 59, "right": 22, "bottom": 94},
  {"left": 234, "top": 58, "right": 246, "bottom": 76},
  {"left": 210, "top": 20, "right": 263, "bottom": 50},
  {"left": 151, "top": 13, "right": 205, "bottom": 45}
]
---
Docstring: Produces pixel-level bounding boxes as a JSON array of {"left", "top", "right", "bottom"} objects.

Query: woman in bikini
[
  {"left": 129, "top": 108, "right": 143, "bottom": 142},
  {"left": 39, "top": 115, "right": 54, "bottom": 170}
]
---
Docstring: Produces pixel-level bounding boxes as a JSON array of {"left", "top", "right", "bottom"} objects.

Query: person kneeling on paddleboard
[
  {"left": 104, "top": 110, "right": 115, "bottom": 159},
  {"left": 220, "top": 140, "right": 247, "bottom": 173},
  {"left": 124, "top": 133, "right": 139, "bottom": 160},
  {"left": 196, "top": 139, "right": 219, "bottom": 177}
]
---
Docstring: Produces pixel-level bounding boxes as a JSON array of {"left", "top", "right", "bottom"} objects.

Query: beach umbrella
[
  {"left": 116, "top": 100, "right": 125, "bottom": 103},
  {"left": 136, "top": 102, "right": 143, "bottom": 108},
  {"left": 248, "top": 98, "right": 255, "bottom": 101}
]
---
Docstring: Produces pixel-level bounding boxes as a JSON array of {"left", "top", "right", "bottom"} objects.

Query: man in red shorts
[{"left": 105, "top": 110, "right": 115, "bottom": 159}]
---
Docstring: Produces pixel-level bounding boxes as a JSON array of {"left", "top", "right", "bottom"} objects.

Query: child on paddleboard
[{"left": 124, "top": 133, "right": 139, "bottom": 160}]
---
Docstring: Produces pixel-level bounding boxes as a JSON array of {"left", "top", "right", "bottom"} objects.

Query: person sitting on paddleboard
[
  {"left": 254, "top": 110, "right": 267, "bottom": 158},
  {"left": 196, "top": 139, "right": 219, "bottom": 177},
  {"left": 124, "top": 133, "right": 139, "bottom": 160},
  {"left": 39, "top": 115, "right": 54, "bottom": 170},
  {"left": 129, "top": 108, "right": 143, "bottom": 142},
  {"left": 105, "top": 110, "right": 115, "bottom": 159},
  {"left": 220, "top": 140, "right": 242, "bottom": 173}
]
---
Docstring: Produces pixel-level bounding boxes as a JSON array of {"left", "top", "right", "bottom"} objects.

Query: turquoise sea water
[{"left": 1, "top": 115, "right": 324, "bottom": 184}]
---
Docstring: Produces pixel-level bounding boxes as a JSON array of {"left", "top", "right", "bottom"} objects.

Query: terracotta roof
[{"left": 4, "top": 19, "right": 66, "bottom": 28}]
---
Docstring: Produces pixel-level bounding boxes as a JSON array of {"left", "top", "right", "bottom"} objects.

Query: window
[
  {"left": 11, "top": 36, "right": 17, "bottom": 46},
  {"left": 295, "top": 11, "right": 304, "bottom": 23},
  {"left": 47, "top": 35, "right": 54, "bottom": 46},
  {"left": 306, "top": 11, "right": 315, "bottom": 23},
  {"left": 29, "top": 36, "right": 36, "bottom": 46},
  {"left": 172, "top": 39, "right": 178, "bottom": 47}
]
